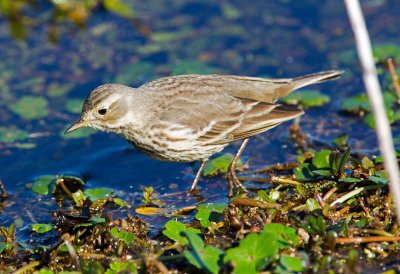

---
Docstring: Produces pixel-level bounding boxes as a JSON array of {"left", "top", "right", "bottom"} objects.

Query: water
[{"left": 0, "top": 0, "right": 399, "bottom": 236}]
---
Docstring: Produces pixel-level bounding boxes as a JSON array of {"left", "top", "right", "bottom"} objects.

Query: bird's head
[{"left": 65, "top": 84, "right": 132, "bottom": 134}]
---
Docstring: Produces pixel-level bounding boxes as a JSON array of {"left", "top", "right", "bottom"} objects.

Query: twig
[
  {"left": 62, "top": 233, "right": 81, "bottom": 272},
  {"left": 231, "top": 198, "right": 279, "bottom": 209},
  {"left": 330, "top": 187, "right": 364, "bottom": 207},
  {"left": 344, "top": 0, "right": 400, "bottom": 224},
  {"left": 336, "top": 236, "right": 400, "bottom": 244},
  {"left": 271, "top": 176, "right": 301, "bottom": 186},
  {"left": 387, "top": 58, "right": 400, "bottom": 103}
]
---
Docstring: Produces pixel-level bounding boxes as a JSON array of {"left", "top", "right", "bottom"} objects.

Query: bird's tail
[{"left": 292, "top": 70, "right": 343, "bottom": 91}]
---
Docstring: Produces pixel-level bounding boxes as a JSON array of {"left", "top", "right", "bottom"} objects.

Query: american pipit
[{"left": 65, "top": 71, "right": 341, "bottom": 196}]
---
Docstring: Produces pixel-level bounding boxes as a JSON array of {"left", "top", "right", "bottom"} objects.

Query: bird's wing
[
  {"left": 149, "top": 91, "right": 303, "bottom": 146},
  {"left": 141, "top": 71, "right": 341, "bottom": 103}
]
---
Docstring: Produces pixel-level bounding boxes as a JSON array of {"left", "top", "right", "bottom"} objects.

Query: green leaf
[
  {"left": 9, "top": 96, "right": 49, "bottom": 120},
  {"left": 203, "top": 153, "right": 241, "bottom": 176},
  {"left": 306, "top": 198, "right": 321, "bottom": 212},
  {"left": 293, "top": 163, "right": 314, "bottom": 181},
  {"left": 368, "top": 172, "right": 388, "bottom": 185},
  {"left": 64, "top": 99, "right": 84, "bottom": 114},
  {"left": 281, "top": 90, "right": 330, "bottom": 107},
  {"left": 278, "top": 256, "right": 304, "bottom": 272},
  {"left": 110, "top": 227, "right": 134, "bottom": 245},
  {"left": 333, "top": 134, "right": 349, "bottom": 147},
  {"left": 84, "top": 188, "right": 114, "bottom": 201},
  {"left": 224, "top": 232, "right": 279, "bottom": 273},
  {"left": 36, "top": 268, "right": 55, "bottom": 274},
  {"left": 0, "top": 127, "right": 29, "bottom": 143},
  {"left": 338, "top": 177, "right": 361, "bottom": 183},
  {"left": 72, "top": 189, "right": 86, "bottom": 206},
  {"left": 31, "top": 175, "right": 55, "bottom": 195},
  {"left": 105, "top": 261, "right": 138, "bottom": 274},
  {"left": 195, "top": 203, "right": 226, "bottom": 227},
  {"left": 312, "top": 150, "right": 331, "bottom": 169},
  {"left": 373, "top": 44, "right": 400, "bottom": 62},
  {"left": 162, "top": 220, "right": 201, "bottom": 245},
  {"left": 339, "top": 94, "right": 370, "bottom": 112},
  {"left": 103, "top": 0, "right": 136, "bottom": 18},
  {"left": 364, "top": 108, "right": 395, "bottom": 128},
  {"left": 361, "top": 156, "right": 374, "bottom": 169},
  {"left": 0, "top": 242, "right": 8, "bottom": 253},
  {"left": 181, "top": 231, "right": 224, "bottom": 274},
  {"left": 75, "top": 217, "right": 106, "bottom": 228},
  {"left": 263, "top": 223, "right": 299, "bottom": 247},
  {"left": 31, "top": 223, "right": 54, "bottom": 234}
]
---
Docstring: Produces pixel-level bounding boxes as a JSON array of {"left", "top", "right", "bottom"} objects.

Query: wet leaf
[
  {"left": 135, "top": 207, "right": 165, "bottom": 215},
  {"left": 84, "top": 188, "right": 114, "bottom": 201},
  {"left": 224, "top": 232, "right": 279, "bottom": 274},
  {"left": 31, "top": 175, "right": 56, "bottom": 195},
  {"left": 293, "top": 163, "right": 314, "bottom": 181},
  {"left": 368, "top": 172, "right": 388, "bottom": 185},
  {"left": 339, "top": 94, "right": 370, "bottom": 112},
  {"left": 278, "top": 255, "right": 304, "bottom": 272},
  {"left": 181, "top": 231, "right": 224, "bottom": 274},
  {"left": 364, "top": 108, "right": 395, "bottom": 128},
  {"left": 0, "top": 127, "right": 29, "bottom": 143},
  {"left": 110, "top": 227, "right": 134, "bottom": 245},
  {"left": 47, "top": 83, "right": 72, "bottom": 97},
  {"left": 72, "top": 189, "right": 85, "bottom": 206},
  {"left": 31, "top": 224, "right": 54, "bottom": 234},
  {"left": 306, "top": 198, "right": 321, "bottom": 212},
  {"left": 75, "top": 217, "right": 106, "bottom": 228},
  {"left": 162, "top": 220, "right": 200, "bottom": 245},
  {"left": 105, "top": 261, "right": 138, "bottom": 274},
  {"left": 103, "top": 0, "right": 136, "bottom": 18},
  {"left": 195, "top": 203, "right": 226, "bottom": 227},
  {"left": 338, "top": 177, "right": 361, "bottom": 183},
  {"left": 9, "top": 96, "right": 49, "bottom": 120},
  {"left": 373, "top": 44, "right": 400, "bottom": 62},
  {"left": 333, "top": 134, "right": 348, "bottom": 147},
  {"left": 64, "top": 99, "right": 84, "bottom": 113},
  {"left": 263, "top": 223, "right": 299, "bottom": 247},
  {"left": 203, "top": 153, "right": 241, "bottom": 176},
  {"left": 312, "top": 150, "right": 331, "bottom": 169},
  {"left": 281, "top": 90, "right": 330, "bottom": 107}
]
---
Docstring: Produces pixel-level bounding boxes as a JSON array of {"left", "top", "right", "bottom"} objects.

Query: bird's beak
[{"left": 64, "top": 120, "right": 92, "bottom": 134}]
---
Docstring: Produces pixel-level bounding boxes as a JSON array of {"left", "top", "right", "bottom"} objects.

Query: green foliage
[
  {"left": 110, "top": 227, "right": 134, "bottom": 245},
  {"left": 84, "top": 188, "right": 114, "bottom": 201},
  {"left": 75, "top": 217, "right": 106, "bottom": 228},
  {"left": 278, "top": 255, "right": 304, "bottom": 273},
  {"left": 224, "top": 232, "right": 279, "bottom": 274},
  {"left": 181, "top": 231, "right": 224, "bottom": 274},
  {"left": 31, "top": 224, "right": 54, "bottom": 234},
  {"left": 31, "top": 175, "right": 57, "bottom": 195},
  {"left": 294, "top": 147, "right": 351, "bottom": 181},
  {"left": 64, "top": 99, "right": 84, "bottom": 113},
  {"left": 195, "top": 203, "right": 226, "bottom": 227},
  {"left": 162, "top": 220, "right": 200, "bottom": 245},
  {"left": 105, "top": 261, "right": 138, "bottom": 274},
  {"left": 373, "top": 44, "right": 400, "bottom": 62},
  {"left": 9, "top": 96, "right": 49, "bottom": 120},
  {"left": 281, "top": 90, "right": 330, "bottom": 107},
  {"left": 0, "top": 127, "right": 29, "bottom": 143},
  {"left": 203, "top": 153, "right": 241, "bottom": 176},
  {"left": 103, "top": 0, "right": 136, "bottom": 18}
]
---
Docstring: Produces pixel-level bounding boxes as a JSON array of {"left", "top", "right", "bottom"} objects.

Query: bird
[{"left": 65, "top": 70, "right": 342, "bottom": 196}]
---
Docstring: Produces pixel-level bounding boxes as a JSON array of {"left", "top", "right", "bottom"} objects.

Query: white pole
[{"left": 344, "top": 0, "right": 400, "bottom": 222}]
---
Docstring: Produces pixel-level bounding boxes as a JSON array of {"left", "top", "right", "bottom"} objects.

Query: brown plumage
[{"left": 65, "top": 70, "right": 342, "bottom": 196}]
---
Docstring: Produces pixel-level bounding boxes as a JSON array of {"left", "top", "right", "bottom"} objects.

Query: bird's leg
[
  {"left": 227, "top": 138, "right": 250, "bottom": 197},
  {"left": 189, "top": 159, "right": 208, "bottom": 193}
]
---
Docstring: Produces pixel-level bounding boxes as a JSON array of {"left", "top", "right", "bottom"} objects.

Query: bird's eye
[{"left": 98, "top": 108, "right": 107, "bottom": 115}]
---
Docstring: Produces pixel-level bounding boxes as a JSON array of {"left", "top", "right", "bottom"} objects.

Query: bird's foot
[{"left": 227, "top": 163, "right": 248, "bottom": 197}]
